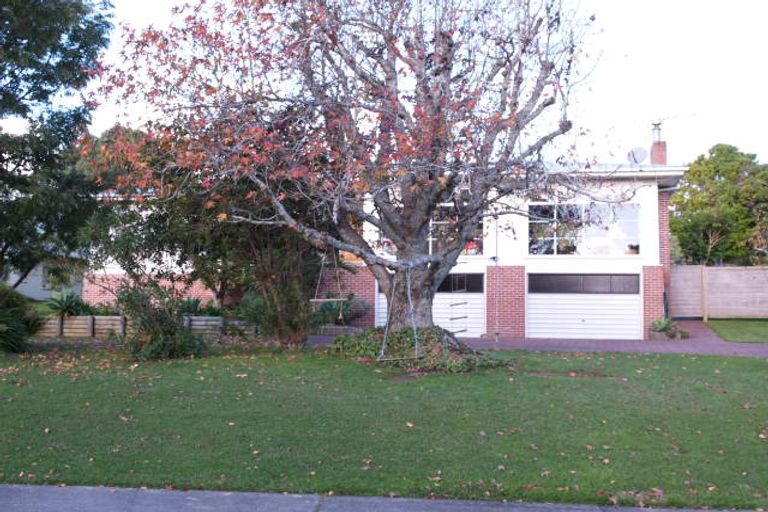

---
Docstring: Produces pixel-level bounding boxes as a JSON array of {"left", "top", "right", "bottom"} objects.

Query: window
[
  {"left": 528, "top": 274, "right": 640, "bottom": 294},
  {"left": 436, "top": 273, "right": 484, "bottom": 293},
  {"left": 528, "top": 203, "right": 640, "bottom": 256},
  {"left": 375, "top": 205, "right": 483, "bottom": 256},
  {"left": 378, "top": 273, "right": 484, "bottom": 293},
  {"left": 430, "top": 204, "right": 483, "bottom": 255}
]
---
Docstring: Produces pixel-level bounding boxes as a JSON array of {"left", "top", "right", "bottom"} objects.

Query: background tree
[
  {"left": 82, "top": 124, "right": 334, "bottom": 347},
  {"left": 671, "top": 144, "right": 768, "bottom": 265},
  {"left": 102, "top": 0, "right": 588, "bottom": 333},
  {"left": 0, "top": 0, "right": 112, "bottom": 287}
]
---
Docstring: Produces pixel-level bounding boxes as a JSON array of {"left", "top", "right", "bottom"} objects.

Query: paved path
[
  {"left": 311, "top": 321, "right": 768, "bottom": 358},
  {"left": 0, "top": 484, "right": 752, "bottom": 512}
]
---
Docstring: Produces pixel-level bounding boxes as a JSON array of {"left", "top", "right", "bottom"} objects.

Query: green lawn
[
  {"left": 1, "top": 345, "right": 767, "bottom": 509},
  {"left": 708, "top": 319, "right": 768, "bottom": 343},
  {"left": 28, "top": 300, "right": 53, "bottom": 316}
]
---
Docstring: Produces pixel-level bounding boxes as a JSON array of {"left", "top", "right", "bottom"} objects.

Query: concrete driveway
[{"left": 311, "top": 321, "right": 768, "bottom": 358}]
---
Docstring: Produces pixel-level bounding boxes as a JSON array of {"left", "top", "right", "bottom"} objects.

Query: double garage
[{"left": 375, "top": 272, "right": 644, "bottom": 340}]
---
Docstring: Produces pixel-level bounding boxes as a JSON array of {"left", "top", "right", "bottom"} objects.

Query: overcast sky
[{"left": 88, "top": 0, "right": 768, "bottom": 166}]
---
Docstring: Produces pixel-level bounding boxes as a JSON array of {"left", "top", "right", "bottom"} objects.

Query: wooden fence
[
  {"left": 38, "top": 316, "right": 251, "bottom": 339},
  {"left": 669, "top": 265, "right": 768, "bottom": 319}
]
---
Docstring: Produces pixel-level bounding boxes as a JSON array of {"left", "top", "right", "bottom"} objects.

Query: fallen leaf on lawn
[
  {"left": 759, "top": 428, "right": 768, "bottom": 439},
  {"left": 742, "top": 402, "right": 756, "bottom": 409},
  {"left": 519, "top": 484, "right": 541, "bottom": 491},
  {"left": 406, "top": 422, "right": 415, "bottom": 429},
  {"left": 707, "top": 483, "right": 718, "bottom": 491},
  {"left": 541, "top": 470, "right": 552, "bottom": 478},
  {"left": 529, "top": 443, "right": 540, "bottom": 451}
]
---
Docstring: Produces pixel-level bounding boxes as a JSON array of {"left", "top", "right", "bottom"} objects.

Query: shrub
[
  {"left": 117, "top": 284, "right": 207, "bottom": 360},
  {"left": 0, "top": 310, "right": 29, "bottom": 353},
  {"left": 0, "top": 285, "right": 43, "bottom": 352},
  {"left": 47, "top": 292, "right": 92, "bottom": 317},
  {"left": 651, "top": 317, "right": 676, "bottom": 333},
  {"left": 333, "top": 327, "right": 506, "bottom": 373},
  {"left": 238, "top": 287, "right": 318, "bottom": 348},
  {"left": 178, "top": 297, "right": 202, "bottom": 315},
  {"left": 89, "top": 302, "right": 120, "bottom": 316},
  {"left": 651, "top": 317, "right": 690, "bottom": 340},
  {"left": 199, "top": 302, "right": 223, "bottom": 317},
  {"left": 316, "top": 294, "right": 370, "bottom": 325}
]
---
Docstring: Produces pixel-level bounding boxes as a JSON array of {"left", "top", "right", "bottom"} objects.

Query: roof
[{"left": 549, "top": 163, "right": 687, "bottom": 189}]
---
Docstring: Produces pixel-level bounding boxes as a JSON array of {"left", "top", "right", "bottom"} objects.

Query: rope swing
[
  {"left": 310, "top": 251, "right": 346, "bottom": 323},
  {"left": 377, "top": 264, "right": 423, "bottom": 361}
]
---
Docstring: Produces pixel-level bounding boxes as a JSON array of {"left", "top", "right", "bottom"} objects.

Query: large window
[
  {"left": 378, "top": 273, "right": 484, "bottom": 293},
  {"left": 529, "top": 274, "right": 640, "bottom": 294},
  {"left": 376, "top": 205, "right": 483, "bottom": 256},
  {"left": 528, "top": 203, "right": 641, "bottom": 256}
]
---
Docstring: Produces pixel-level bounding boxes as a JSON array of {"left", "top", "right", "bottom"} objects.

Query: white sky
[{"left": 88, "top": 0, "right": 768, "bottom": 166}]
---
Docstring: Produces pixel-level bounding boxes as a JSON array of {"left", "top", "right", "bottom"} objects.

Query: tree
[
  {"left": 0, "top": 0, "right": 112, "bottom": 285},
  {"left": 82, "top": 125, "right": 331, "bottom": 347},
  {"left": 671, "top": 144, "right": 768, "bottom": 265},
  {"left": 102, "top": 0, "right": 587, "bottom": 332}
]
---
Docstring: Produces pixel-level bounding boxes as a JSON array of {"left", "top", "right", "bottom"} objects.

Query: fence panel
[{"left": 670, "top": 265, "right": 768, "bottom": 318}]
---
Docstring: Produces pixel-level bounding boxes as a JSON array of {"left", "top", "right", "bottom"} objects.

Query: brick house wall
[
  {"left": 642, "top": 266, "right": 665, "bottom": 339},
  {"left": 658, "top": 191, "right": 672, "bottom": 287},
  {"left": 82, "top": 274, "right": 216, "bottom": 305},
  {"left": 485, "top": 265, "right": 525, "bottom": 338},
  {"left": 316, "top": 264, "right": 376, "bottom": 328}
]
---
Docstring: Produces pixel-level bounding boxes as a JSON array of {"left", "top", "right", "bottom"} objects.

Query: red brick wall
[
  {"left": 485, "top": 266, "right": 525, "bottom": 338},
  {"left": 643, "top": 266, "right": 665, "bottom": 339},
  {"left": 658, "top": 191, "right": 672, "bottom": 287},
  {"left": 316, "top": 264, "right": 376, "bottom": 327},
  {"left": 82, "top": 274, "right": 216, "bottom": 306}
]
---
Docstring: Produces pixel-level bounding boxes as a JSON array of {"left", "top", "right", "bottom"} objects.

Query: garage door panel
[
  {"left": 527, "top": 293, "right": 642, "bottom": 340},
  {"left": 376, "top": 292, "right": 486, "bottom": 337}
]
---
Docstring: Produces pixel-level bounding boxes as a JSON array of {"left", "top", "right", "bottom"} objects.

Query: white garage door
[
  {"left": 526, "top": 274, "right": 643, "bottom": 340},
  {"left": 376, "top": 273, "right": 486, "bottom": 337}
]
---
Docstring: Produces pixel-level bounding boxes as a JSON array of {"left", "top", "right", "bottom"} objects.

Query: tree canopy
[
  {"left": 671, "top": 144, "right": 768, "bottom": 265},
  {"left": 99, "top": 0, "right": 589, "bottom": 331},
  {"left": 0, "top": 0, "right": 112, "bottom": 286}
]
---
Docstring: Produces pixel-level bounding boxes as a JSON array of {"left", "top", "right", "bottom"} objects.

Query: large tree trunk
[{"left": 384, "top": 272, "right": 435, "bottom": 332}]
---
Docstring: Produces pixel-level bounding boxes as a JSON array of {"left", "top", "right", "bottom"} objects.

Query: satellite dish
[{"left": 627, "top": 147, "right": 647, "bottom": 164}]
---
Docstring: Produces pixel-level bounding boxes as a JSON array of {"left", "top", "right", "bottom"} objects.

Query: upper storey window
[{"left": 528, "top": 203, "right": 641, "bottom": 256}]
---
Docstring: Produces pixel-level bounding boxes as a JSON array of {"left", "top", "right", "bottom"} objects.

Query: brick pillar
[
  {"left": 643, "top": 266, "right": 665, "bottom": 339},
  {"left": 658, "top": 191, "right": 672, "bottom": 288},
  {"left": 486, "top": 266, "right": 525, "bottom": 338},
  {"left": 317, "top": 265, "right": 377, "bottom": 327}
]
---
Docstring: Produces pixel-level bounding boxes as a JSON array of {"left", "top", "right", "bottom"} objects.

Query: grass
[
  {"left": 1, "top": 344, "right": 767, "bottom": 509},
  {"left": 708, "top": 319, "right": 768, "bottom": 343},
  {"left": 28, "top": 300, "right": 53, "bottom": 316}
]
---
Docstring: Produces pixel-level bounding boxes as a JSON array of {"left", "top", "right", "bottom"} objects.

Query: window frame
[{"left": 528, "top": 202, "right": 642, "bottom": 257}]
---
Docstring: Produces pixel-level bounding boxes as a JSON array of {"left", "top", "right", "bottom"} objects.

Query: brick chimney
[{"left": 650, "top": 122, "right": 667, "bottom": 165}]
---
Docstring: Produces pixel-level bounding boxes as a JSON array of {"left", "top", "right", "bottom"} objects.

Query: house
[
  {"left": 6, "top": 264, "right": 83, "bottom": 301},
  {"left": 325, "top": 136, "right": 685, "bottom": 341}
]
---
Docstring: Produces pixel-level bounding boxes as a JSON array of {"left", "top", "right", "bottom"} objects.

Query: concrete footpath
[{"left": 0, "top": 484, "right": 751, "bottom": 512}]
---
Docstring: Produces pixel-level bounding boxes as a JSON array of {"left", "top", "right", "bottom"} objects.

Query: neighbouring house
[
  {"left": 322, "top": 135, "right": 685, "bottom": 340},
  {"left": 5, "top": 264, "right": 83, "bottom": 301},
  {"left": 82, "top": 264, "right": 217, "bottom": 306}
]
